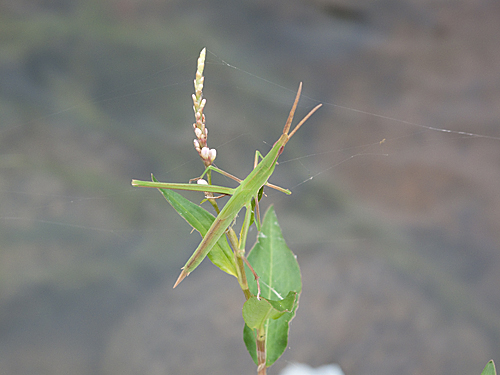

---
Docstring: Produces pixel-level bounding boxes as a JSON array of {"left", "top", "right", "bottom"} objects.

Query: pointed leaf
[
  {"left": 482, "top": 361, "right": 497, "bottom": 375},
  {"left": 152, "top": 174, "right": 237, "bottom": 277},
  {"left": 246, "top": 205, "right": 302, "bottom": 298},
  {"left": 243, "top": 205, "right": 302, "bottom": 367}
]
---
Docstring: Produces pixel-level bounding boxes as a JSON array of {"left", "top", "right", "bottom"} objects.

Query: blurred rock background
[{"left": 1, "top": 0, "right": 499, "bottom": 374}]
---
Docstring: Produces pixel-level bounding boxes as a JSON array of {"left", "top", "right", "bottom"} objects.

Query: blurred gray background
[{"left": 1, "top": 0, "right": 499, "bottom": 374}]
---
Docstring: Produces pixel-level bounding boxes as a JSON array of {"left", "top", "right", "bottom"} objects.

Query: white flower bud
[
  {"left": 194, "top": 127, "right": 202, "bottom": 139},
  {"left": 193, "top": 139, "right": 200, "bottom": 150},
  {"left": 200, "top": 147, "right": 210, "bottom": 160},
  {"left": 197, "top": 179, "right": 208, "bottom": 185},
  {"left": 209, "top": 148, "right": 217, "bottom": 163}
]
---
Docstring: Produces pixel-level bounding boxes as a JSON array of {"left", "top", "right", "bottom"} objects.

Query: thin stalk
[
  {"left": 226, "top": 227, "right": 252, "bottom": 300},
  {"left": 239, "top": 203, "right": 253, "bottom": 250},
  {"left": 257, "top": 327, "right": 267, "bottom": 375}
]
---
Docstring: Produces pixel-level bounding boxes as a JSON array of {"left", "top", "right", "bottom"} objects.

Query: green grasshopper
[{"left": 132, "top": 83, "right": 321, "bottom": 288}]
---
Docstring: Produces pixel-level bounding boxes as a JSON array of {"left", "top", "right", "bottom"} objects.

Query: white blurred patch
[{"left": 280, "top": 363, "right": 344, "bottom": 375}]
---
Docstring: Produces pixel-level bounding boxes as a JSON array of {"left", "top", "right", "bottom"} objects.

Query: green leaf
[
  {"left": 482, "top": 360, "right": 497, "bottom": 375},
  {"left": 243, "top": 205, "right": 302, "bottom": 367},
  {"left": 152, "top": 174, "right": 237, "bottom": 277},
  {"left": 242, "top": 291, "right": 297, "bottom": 329}
]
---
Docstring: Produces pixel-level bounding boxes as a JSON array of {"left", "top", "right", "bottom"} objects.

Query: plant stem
[{"left": 257, "top": 327, "right": 267, "bottom": 375}]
